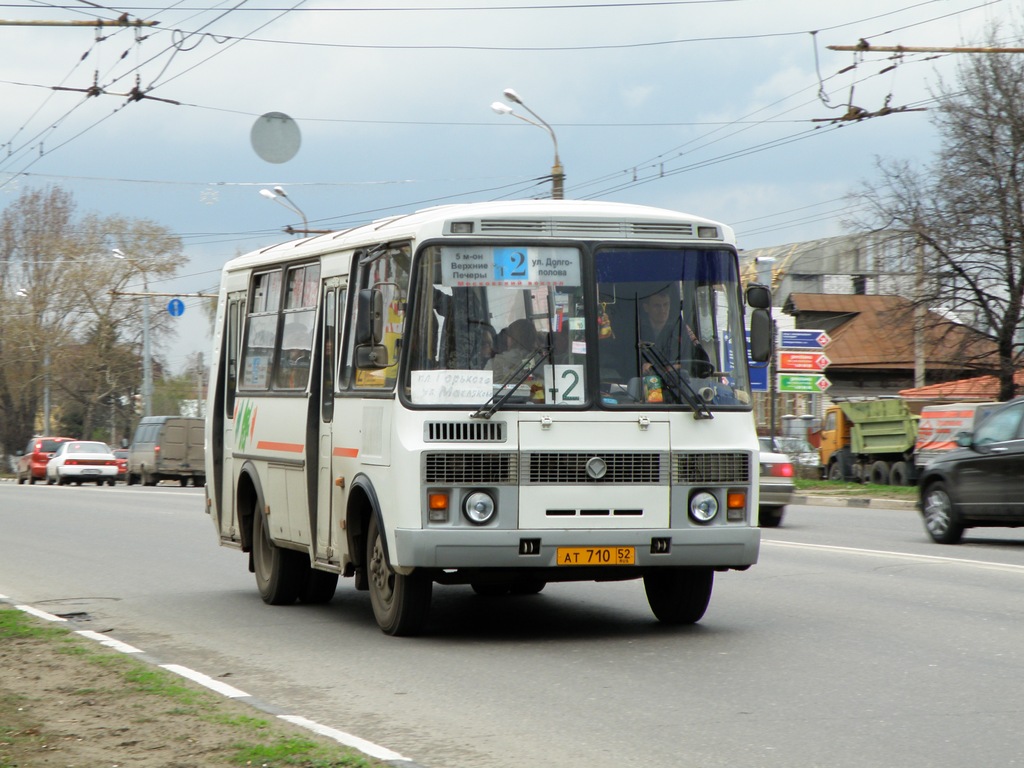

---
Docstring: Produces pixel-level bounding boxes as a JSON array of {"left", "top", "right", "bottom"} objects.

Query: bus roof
[{"left": 224, "top": 199, "right": 736, "bottom": 274}]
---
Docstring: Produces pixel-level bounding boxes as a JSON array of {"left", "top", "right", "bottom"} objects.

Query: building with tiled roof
[{"left": 782, "top": 293, "right": 997, "bottom": 399}]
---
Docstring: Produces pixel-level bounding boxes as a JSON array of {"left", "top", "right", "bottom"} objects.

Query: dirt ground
[{"left": 0, "top": 613, "right": 378, "bottom": 768}]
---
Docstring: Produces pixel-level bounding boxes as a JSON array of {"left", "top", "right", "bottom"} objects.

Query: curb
[{"left": 792, "top": 494, "right": 918, "bottom": 510}]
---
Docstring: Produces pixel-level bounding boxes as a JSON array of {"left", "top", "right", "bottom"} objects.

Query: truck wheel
[
  {"left": 644, "top": 567, "right": 713, "bottom": 625},
  {"left": 922, "top": 481, "right": 964, "bottom": 544},
  {"left": 889, "top": 461, "right": 910, "bottom": 486},
  {"left": 869, "top": 461, "right": 890, "bottom": 485},
  {"left": 252, "top": 502, "right": 304, "bottom": 605},
  {"left": 367, "top": 513, "right": 432, "bottom": 636},
  {"left": 828, "top": 462, "right": 844, "bottom": 481}
]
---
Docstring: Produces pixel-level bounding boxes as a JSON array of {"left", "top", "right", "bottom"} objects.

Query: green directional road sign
[{"left": 777, "top": 373, "right": 831, "bottom": 392}]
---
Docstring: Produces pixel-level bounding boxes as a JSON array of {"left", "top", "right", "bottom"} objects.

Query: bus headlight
[
  {"left": 463, "top": 491, "right": 496, "bottom": 525},
  {"left": 689, "top": 491, "right": 719, "bottom": 523}
]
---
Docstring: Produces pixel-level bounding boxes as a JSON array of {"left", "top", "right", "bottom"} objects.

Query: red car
[
  {"left": 17, "top": 436, "right": 74, "bottom": 484},
  {"left": 112, "top": 449, "right": 129, "bottom": 482}
]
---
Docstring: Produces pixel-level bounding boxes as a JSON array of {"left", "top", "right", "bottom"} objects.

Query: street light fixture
[
  {"left": 259, "top": 186, "right": 317, "bottom": 236},
  {"left": 113, "top": 248, "right": 153, "bottom": 418},
  {"left": 491, "top": 87, "right": 564, "bottom": 199}
]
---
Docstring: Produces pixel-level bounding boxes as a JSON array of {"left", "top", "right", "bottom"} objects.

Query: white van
[{"left": 127, "top": 416, "right": 205, "bottom": 487}]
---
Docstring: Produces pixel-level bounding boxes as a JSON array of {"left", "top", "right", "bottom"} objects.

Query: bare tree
[
  {"left": 0, "top": 186, "right": 185, "bottom": 459},
  {"left": 850, "top": 27, "right": 1024, "bottom": 400}
]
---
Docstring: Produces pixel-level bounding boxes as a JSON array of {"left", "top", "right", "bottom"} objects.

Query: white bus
[{"left": 205, "top": 199, "right": 772, "bottom": 636}]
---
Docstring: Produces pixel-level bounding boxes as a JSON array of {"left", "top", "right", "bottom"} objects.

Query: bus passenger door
[
  {"left": 315, "top": 282, "right": 345, "bottom": 563},
  {"left": 217, "top": 292, "right": 245, "bottom": 540}
]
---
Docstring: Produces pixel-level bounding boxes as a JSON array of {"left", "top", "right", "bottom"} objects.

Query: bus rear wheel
[
  {"left": 643, "top": 567, "right": 714, "bottom": 625},
  {"left": 252, "top": 503, "right": 304, "bottom": 605},
  {"left": 366, "top": 514, "right": 431, "bottom": 636}
]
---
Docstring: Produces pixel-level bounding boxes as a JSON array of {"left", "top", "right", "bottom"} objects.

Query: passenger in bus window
[
  {"left": 486, "top": 319, "right": 538, "bottom": 381},
  {"left": 468, "top": 321, "right": 497, "bottom": 370}
]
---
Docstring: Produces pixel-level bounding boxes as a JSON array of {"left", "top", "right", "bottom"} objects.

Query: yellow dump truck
[{"left": 819, "top": 399, "right": 919, "bottom": 485}]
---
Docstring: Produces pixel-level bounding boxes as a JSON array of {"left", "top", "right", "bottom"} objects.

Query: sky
[{"left": 0, "top": 0, "right": 1016, "bottom": 374}]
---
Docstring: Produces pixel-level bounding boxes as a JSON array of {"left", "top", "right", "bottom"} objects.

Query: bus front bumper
[{"left": 392, "top": 526, "right": 760, "bottom": 570}]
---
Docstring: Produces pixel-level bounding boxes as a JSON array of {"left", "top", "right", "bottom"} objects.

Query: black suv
[{"left": 918, "top": 396, "right": 1024, "bottom": 544}]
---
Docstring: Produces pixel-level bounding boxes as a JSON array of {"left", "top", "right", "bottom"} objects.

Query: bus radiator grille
[
  {"left": 423, "top": 452, "right": 518, "bottom": 484},
  {"left": 522, "top": 452, "right": 667, "bottom": 485},
  {"left": 673, "top": 452, "right": 751, "bottom": 484}
]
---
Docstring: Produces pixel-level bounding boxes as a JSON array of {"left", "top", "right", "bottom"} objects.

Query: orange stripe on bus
[
  {"left": 333, "top": 447, "right": 359, "bottom": 458},
  {"left": 255, "top": 440, "right": 305, "bottom": 453}
]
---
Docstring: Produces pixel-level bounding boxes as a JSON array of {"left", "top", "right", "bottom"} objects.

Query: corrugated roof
[{"left": 899, "top": 370, "right": 1024, "bottom": 401}]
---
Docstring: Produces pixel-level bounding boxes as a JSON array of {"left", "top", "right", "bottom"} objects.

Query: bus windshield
[
  {"left": 594, "top": 247, "right": 750, "bottom": 408},
  {"left": 404, "top": 243, "right": 750, "bottom": 409}
]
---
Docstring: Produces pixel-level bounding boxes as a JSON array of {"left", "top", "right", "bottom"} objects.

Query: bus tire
[
  {"left": 643, "top": 567, "right": 714, "bottom": 625},
  {"left": 253, "top": 504, "right": 303, "bottom": 605},
  {"left": 510, "top": 579, "right": 546, "bottom": 596},
  {"left": 471, "top": 582, "right": 511, "bottom": 597},
  {"left": 299, "top": 569, "right": 339, "bottom": 604},
  {"left": 759, "top": 506, "right": 784, "bottom": 528},
  {"left": 367, "top": 513, "right": 432, "bottom": 636}
]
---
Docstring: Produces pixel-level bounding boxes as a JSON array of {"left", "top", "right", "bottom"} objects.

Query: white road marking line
[
  {"left": 278, "top": 715, "right": 411, "bottom": 762},
  {"left": 15, "top": 604, "right": 67, "bottom": 622},
  {"left": 159, "top": 664, "right": 250, "bottom": 698},
  {"left": 765, "top": 539, "right": 1024, "bottom": 573},
  {"left": 75, "top": 630, "right": 143, "bottom": 653}
]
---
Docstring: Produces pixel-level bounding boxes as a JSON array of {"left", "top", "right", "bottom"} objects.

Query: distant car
[
  {"left": 16, "top": 436, "right": 74, "bottom": 484},
  {"left": 758, "top": 437, "right": 795, "bottom": 528},
  {"left": 112, "top": 449, "right": 129, "bottom": 482},
  {"left": 765, "top": 435, "right": 819, "bottom": 469},
  {"left": 45, "top": 441, "right": 119, "bottom": 486},
  {"left": 917, "top": 396, "right": 1024, "bottom": 544}
]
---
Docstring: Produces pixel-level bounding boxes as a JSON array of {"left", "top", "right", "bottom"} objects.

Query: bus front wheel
[
  {"left": 366, "top": 514, "right": 431, "bottom": 636},
  {"left": 643, "top": 567, "right": 714, "bottom": 625},
  {"left": 253, "top": 504, "right": 304, "bottom": 605}
]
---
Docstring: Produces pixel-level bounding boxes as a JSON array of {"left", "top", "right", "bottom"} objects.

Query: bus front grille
[
  {"left": 673, "top": 452, "right": 751, "bottom": 484},
  {"left": 521, "top": 452, "right": 667, "bottom": 485},
  {"left": 423, "top": 452, "right": 518, "bottom": 485}
]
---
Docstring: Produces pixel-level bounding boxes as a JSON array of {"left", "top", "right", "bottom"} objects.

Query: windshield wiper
[
  {"left": 471, "top": 345, "right": 552, "bottom": 419},
  {"left": 638, "top": 342, "right": 714, "bottom": 420}
]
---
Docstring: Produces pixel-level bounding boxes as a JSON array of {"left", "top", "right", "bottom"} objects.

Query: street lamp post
[
  {"left": 491, "top": 88, "right": 564, "bottom": 199},
  {"left": 112, "top": 249, "right": 153, "bottom": 417}
]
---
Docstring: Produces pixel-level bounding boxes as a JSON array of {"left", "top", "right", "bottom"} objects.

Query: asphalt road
[{"left": 1, "top": 482, "right": 1022, "bottom": 768}]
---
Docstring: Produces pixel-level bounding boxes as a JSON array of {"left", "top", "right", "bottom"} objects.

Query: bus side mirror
[
  {"left": 356, "top": 289, "right": 384, "bottom": 345},
  {"left": 746, "top": 283, "right": 771, "bottom": 309},
  {"left": 748, "top": 308, "right": 772, "bottom": 363},
  {"left": 355, "top": 288, "right": 388, "bottom": 369}
]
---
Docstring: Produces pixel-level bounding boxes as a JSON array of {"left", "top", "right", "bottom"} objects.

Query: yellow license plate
[{"left": 556, "top": 546, "right": 635, "bottom": 566}]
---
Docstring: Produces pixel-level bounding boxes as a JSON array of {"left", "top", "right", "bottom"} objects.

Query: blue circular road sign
[{"left": 167, "top": 298, "right": 185, "bottom": 317}]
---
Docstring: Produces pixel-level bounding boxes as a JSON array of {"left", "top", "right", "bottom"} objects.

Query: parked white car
[{"left": 46, "top": 441, "right": 119, "bottom": 486}]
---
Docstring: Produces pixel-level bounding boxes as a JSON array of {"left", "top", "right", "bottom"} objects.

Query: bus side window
[
  {"left": 225, "top": 297, "right": 243, "bottom": 417},
  {"left": 321, "top": 288, "right": 336, "bottom": 422},
  {"left": 353, "top": 244, "right": 410, "bottom": 390},
  {"left": 240, "top": 270, "right": 282, "bottom": 390},
  {"left": 274, "top": 263, "right": 320, "bottom": 390}
]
